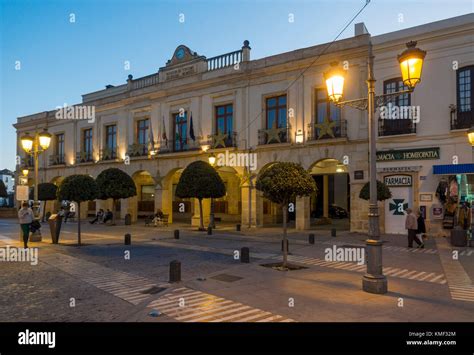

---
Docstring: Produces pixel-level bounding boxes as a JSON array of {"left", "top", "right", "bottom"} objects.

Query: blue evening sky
[{"left": 1, "top": 0, "right": 472, "bottom": 170}]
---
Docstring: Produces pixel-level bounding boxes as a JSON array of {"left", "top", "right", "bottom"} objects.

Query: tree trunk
[
  {"left": 282, "top": 203, "right": 288, "bottom": 268},
  {"left": 198, "top": 198, "right": 204, "bottom": 231},
  {"left": 112, "top": 198, "right": 116, "bottom": 225},
  {"left": 42, "top": 201, "right": 47, "bottom": 222},
  {"left": 77, "top": 202, "right": 81, "bottom": 246}
]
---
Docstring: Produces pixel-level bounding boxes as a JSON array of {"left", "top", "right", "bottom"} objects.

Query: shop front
[
  {"left": 433, "top": 164, "right": 474, "bottom": 233},
  {"left": 376, "top": 147, "right": 440, "bottom": 235}
]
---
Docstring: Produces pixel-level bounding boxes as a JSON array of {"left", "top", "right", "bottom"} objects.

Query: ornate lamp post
[
  {"left": 325, "top": 38, "right": 426, "bottom": 294},
  {"left": 20, "top": 129, "right": 52, "bottom": 222},
  {"left": 208, "top": 154, "right": 217, "bottom": 228}
]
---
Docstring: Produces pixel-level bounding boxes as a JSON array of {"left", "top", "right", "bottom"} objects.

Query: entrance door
[{"left": 384, "top": 186, "right": 413, "bottom": 234}]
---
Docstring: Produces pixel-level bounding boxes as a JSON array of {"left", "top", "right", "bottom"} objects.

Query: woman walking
[{"left": 18, "top": 202, "right": 34, "bottom": 248}]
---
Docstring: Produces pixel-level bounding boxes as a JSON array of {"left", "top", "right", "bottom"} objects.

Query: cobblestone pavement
[{"left": 1, "top": 218, "right": 474, "bottom": 322}]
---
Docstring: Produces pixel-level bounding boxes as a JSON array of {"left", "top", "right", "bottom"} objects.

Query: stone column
[
  {"left": 296, "top": 196, "right": 310, "bottom": 230},
  {"left": 192, "top": 198, "right": 210, "bottom": 228},
  {"left": 162, "top": 187, "right": 173, "bottom": 224},
  {"left": 241, "top": 182, "right": 251, "bottom": 226},
  {"left": 323, "top": 174, "right": 329, "bottom": 218},
  {"left": 121, "top": 197, "right": 137, "bottom": 222},
  {"left": 154, "top": 185, "right": 163, "bottom": 212}
]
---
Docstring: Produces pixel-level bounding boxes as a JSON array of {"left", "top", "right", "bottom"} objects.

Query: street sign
[{"left": 16, "top": 185, "right": 29, "bottom": 201}]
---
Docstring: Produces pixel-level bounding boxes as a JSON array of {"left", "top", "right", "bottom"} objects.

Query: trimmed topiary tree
[
  {"left": 256, "top": 162, "right": 317, "bottom": 268},
  {"left": 96, "top": 168, "right": 137, "bottom": 225},
  {"left": 57, "top": 175, "right": 98, "bottom": 245},
  {"left": 175, "top": 160, "right": 226, "bottom": 231},
  {"left": 359, "top": 180, "right": 392, "bottom": 201},
  {"left": 29, "top": 182, "right": 57, "bottom": 222}
]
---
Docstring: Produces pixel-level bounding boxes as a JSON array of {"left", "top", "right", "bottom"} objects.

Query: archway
[
  {"left": 132, "top": 170, "right": 156, "bottom": 219},
  {"left": 309, "top": 158, "right": 350, "bottom": 229},
  {"left": 214, "top": 166, "right": 242, "bottom": 224}
]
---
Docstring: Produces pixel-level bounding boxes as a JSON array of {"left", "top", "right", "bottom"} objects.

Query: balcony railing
[
  {"left": 100, "top": 146, "right": 117, "bottom": 161},
  {"left": 76, "top": 151, "right": 94, "bottom": 163},
  {"left": 378, "top": 119, "right": 416, "bottom": 136},
  {"left": 127, "top": 143, "right": 148, "bottom": 157},
  {"left": 49, "top": 154, "right": 65, "bottom": 166},
  {"left": 307, "top": 119, "right": 347, "bottom": 141},
  {"left": 157, "top": 139, "right": 201, "bottom": 154},
  {"left": 208, "top": 131, "right": 238, "bottom": 149},
  {"left": 131, "top": 73, "right": 160, "bottom": 90},
  {"left": 207, "top": 50, "right": 243, "bottom": 71},
  {"left": 258, "top": 125, "right": 291, "bottom": 145},
  {"left": 22, "top": 156, "right": 34, "bottom": 168},
  {"left": 450, "top": 106, "right": 474, "bottom": 130}
]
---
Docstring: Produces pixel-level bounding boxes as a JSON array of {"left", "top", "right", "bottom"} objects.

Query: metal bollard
[
  {"left": 281, "top": 240, "right": 289, "bottom": 253},
  {"left": 309, "top": 233, "right": 315, "bottom": 244},
  {"left": 169, "top": 260, "right": 181, "bottom": 283},
  {"left": 124, "top": 233, "right": 131, "bottom": 245},
  {"left": 174, "top": 230, "right": 179, "bottom": 239},
  {"left": 331, "top": 228, "right": 337, "bottom": 237},
  {"left": 207, "top": 226, "right": 212, "bottom": 235},
  {"left": 241, "top": 247, "right": 250, "bottom": 263},
  {"left": 236, "top": 224, "right": 241, "bottom": 232}
]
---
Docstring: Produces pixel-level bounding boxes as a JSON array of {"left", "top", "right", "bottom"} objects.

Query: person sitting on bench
[
  {"left": 90, "top": 209, "right": 104, "bottom": 224},
  {"left": 103, "top": 209, "right": 113, "bottom": 224},
  {"left": 152, "top": 209, "right": 164, "bottom": 226}
]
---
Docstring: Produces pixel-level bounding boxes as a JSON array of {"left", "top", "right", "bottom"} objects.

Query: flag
[
  {"left": 189, "top": 112, "right": 195, "bottom": 141},
  {"left": 162, "top": 116, "right": 168, "bottom": 146},
  {"left": 148, "top": 119, "right": 155, "bottom": 153}
]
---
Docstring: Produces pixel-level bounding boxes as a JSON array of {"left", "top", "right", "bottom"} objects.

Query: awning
[{"left": 433, "top": 164, "right": 474, "bottom": 175}]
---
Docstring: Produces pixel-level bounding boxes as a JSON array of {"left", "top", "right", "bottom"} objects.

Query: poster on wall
[{"left": 432, "top": 204, "right": 444, "bottom": 219}]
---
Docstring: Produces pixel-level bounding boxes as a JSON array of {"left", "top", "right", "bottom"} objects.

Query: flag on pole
[
  {"left": 162, "top": 116, "right": 168, "bottom": 146},
  {"left": 148, "top": 119, "right": 155, "bottom": 154},
  {"left": 189, "top": 112, "right": 196, "bottom": 141}
]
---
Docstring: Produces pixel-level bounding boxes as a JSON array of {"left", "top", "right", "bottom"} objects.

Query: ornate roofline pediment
[{"left": 165, "top": 45, "right": 206, "bottom": 67}]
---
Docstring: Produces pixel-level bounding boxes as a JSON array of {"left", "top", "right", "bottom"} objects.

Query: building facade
[
  {"left": 0, "top": 169, "right": 15, "bottom": 207},
  {"left": 13, "top": 14, "right": 474, "bottom": 234}
]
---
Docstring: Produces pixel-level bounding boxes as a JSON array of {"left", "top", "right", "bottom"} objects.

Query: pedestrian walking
[
  {"left": 18, "top": 202, "right": 34, "bottom": 248},
  {"left": 405, "top": 208, "right": 422, "bottom": 248},
  {"left": 415, "top": 209, "right": 426, "bottom": 248}
]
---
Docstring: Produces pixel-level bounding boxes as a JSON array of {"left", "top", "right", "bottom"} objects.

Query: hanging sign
[
  {"left": 384, "top": 174, "right": 412, "bottom": 187},
  {"left": 377, "top": 147, "right": 440, "bottom": 161}
]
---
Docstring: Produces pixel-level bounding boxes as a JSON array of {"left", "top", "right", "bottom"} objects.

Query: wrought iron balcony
[
  {"left": 450, "top": 105, "right": 474, "bottom": 130},
  {"left": 49, "top": 154, "right": 65, "bottom": 166},
  {"left": 258, "top": 125, "right": 291, "bottom": 145},
  {"left": 127, "top": 143, "right": 148, "bottom": 157},
  {"left": 307, "top": 119, "right": 347, "bottom": 141},
  {"left": 76, "top": 150, "right": 94, "bottom": 163},
  {"left": 100, "top": 146, "right": 117, "bottom": 161},
  {"left": 378, "top": 118, "right": 416, "bottom": 136},
  {"left": 207, "top": 131, "right": 238, "bottom": 149},
  {"left": 157, "top": 139, "right": 200, "bottom": 154}
]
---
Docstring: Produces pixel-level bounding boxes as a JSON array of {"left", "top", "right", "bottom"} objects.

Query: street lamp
[
  {"left": 20, "top": 129, "right": 52, "bottom": 224},
  {"left": 467, "top": 126, "right": 474, "bottom": 146},
  {"left": 22, "top": 168, "right": 29, "bottom": 177},
  {"left": 208, "top": 154, "right": 217, "bottom": 228},
  {"left": 325, "top": 39, "right": 426, "bottom": 294}
]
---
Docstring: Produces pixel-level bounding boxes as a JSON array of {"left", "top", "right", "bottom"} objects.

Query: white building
[{"left": 13, "top": 14, "right": 474, "bottom": 235}]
